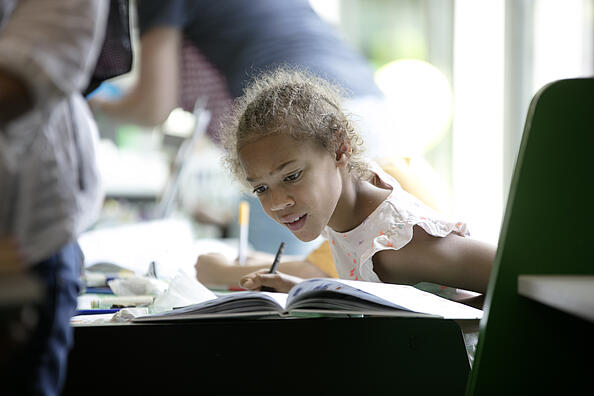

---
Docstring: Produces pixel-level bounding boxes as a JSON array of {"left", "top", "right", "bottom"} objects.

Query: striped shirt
[{"left": 0, "top": 0, "right": 108, "bottom": 266}]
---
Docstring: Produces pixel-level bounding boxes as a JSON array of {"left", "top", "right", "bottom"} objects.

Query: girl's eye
[
  {"left": 252, "top": 185, "right": 268, "bottom": 195},
  {"left": 284, "top": 170, "right": 302, "bottom": 182}
]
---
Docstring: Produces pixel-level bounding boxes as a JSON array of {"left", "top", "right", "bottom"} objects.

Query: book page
[
  {"left": 287, "top": 278, "right": 482, "bottom": 319},
  {"left": 133, "top": 291, "right": 289, "bottom": 322},
  {"left": 261, "top": 291, "right": 288, "bottom": 309}
]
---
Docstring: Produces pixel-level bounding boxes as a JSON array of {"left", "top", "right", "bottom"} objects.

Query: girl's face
[{"left": 239, "top": 133, "right": 344, "bottom": 242}]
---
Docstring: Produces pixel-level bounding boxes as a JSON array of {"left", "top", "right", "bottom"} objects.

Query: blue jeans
[{"left": 5, "top": 241, "right": 82, "bottom": 396}]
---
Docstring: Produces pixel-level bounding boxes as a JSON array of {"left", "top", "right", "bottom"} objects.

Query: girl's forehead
[
  {"left": 239, "top": 133, "right": 301, "bottom": 158},
  {"left": 240, "top": 131, "right": 322, "bottom": 151},
  {"left": 239, "top": 133, "right": 329, "bottom": 175}
]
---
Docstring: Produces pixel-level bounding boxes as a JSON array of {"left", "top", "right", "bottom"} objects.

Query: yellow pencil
[{"left": 238, "top": 200, "right": 250, "bottom": 266}]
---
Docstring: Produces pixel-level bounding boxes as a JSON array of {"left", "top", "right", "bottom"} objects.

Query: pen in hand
[{"left": 260, "top": 242, "right": 285, "bottom": 292}]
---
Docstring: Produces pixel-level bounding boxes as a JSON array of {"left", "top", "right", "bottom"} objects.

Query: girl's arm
[
  {"left": 195, "top": 253, "right": 329, "bottom": 289},
  {"left": 90, "top": 26, "right": 181, "bottom": 127},
  {"left": 372, "top": 225, "right": 495, "bottom": 294}
]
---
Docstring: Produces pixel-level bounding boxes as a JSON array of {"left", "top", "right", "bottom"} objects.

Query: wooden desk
[{"left": 64, "top": 316, "right": 472, "bottom": 394}]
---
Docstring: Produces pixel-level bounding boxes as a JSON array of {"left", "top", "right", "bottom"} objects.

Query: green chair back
[{"left": 466, "top": 78, "right": 594, "bottom": 395}]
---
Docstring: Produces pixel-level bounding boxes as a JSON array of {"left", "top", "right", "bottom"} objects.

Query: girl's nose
[{"left": 269, "top": 188, "right": 295, "bottom": 211}]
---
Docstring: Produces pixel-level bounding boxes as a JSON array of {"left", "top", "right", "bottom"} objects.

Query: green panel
[{"left": 467, "top": 78, "right": 594, "bottom": 395}]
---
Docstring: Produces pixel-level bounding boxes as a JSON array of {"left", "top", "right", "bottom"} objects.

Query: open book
[{"left": 133, "top": 278, "right": 482, "bottom": 322}]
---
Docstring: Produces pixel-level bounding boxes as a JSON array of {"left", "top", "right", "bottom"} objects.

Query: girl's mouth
[{"left": 284, "top": 214, "right": 307, "bottom": 231}]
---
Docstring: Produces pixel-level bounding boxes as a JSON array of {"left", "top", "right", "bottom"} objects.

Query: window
[{"left": 312, "top": 0, "right": 594, "bottom": 244}]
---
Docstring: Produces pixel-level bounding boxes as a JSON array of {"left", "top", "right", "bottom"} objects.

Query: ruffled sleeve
[
  {"left": 358, "top": 164, "right": 469, "bottom": 271},
  {"left": 326, "top": 161, "right": 470, "bottom": 284}
]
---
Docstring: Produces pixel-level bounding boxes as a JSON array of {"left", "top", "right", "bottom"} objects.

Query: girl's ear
[{"left": 335, "top": 141, "right": 352, "bottom": 168}]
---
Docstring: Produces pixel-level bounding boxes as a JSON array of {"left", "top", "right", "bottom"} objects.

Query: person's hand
[
  {"left": 239, "top": 269, "right": 302, "bottom": 293},
  {"left": 195, "top": 253, "right": 234, "bottom": 286},
  {"left": 0, "top": 236, "right": 36, "bottom": 358},
  {"left": 0, "top": 68, "right": 33, "bottom": 125},
  {"left": 0, "top": 236, "right": 24, "bottom": 275}
]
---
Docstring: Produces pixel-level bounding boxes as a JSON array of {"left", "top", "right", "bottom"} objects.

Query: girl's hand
[
  {"left": 239, "top": 269, "right": 302, "bottom": 293},
  {"left": 194, "top": 253, "right": 233, "bottom": 286}
]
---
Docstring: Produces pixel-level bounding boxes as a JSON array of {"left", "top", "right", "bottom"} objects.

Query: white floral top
[{"left": 322, "top": 161, "right": 469, "bottom": 299}]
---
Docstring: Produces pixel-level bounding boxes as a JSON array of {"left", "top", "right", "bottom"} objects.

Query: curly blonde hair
[{"left": 220, "top": 68, "right": 370, "bottom": 187}]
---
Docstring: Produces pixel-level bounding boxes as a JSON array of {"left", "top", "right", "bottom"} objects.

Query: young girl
[{"left": 216, "top": 68, "right": 495, "bottom": 300}]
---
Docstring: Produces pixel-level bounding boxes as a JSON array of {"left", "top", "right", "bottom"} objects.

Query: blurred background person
[{"left": 0, "top": 0, "right": 108, "bottom": 394}]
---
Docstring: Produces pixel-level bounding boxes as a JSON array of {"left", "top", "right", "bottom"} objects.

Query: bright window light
[
  {"left": 533, "top": 0, "right": 593, "bottom": 92},
  {"left": 452, "top": 0, "right": 505, "bottom": 244},
  {"left": 375, "top": 59, "right": 453, "bottom": 155}
]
